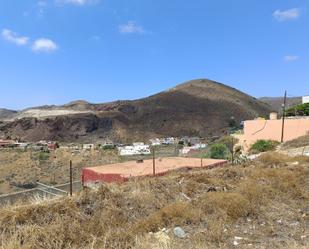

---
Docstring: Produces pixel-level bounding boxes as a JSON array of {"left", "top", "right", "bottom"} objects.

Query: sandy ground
[{"left": 85, "top": 157, "right": 226, "bottom": 177}]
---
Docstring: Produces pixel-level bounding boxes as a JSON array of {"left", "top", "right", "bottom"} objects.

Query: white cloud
[
  {"left": 56, "top": 0, "right": 98, "bottom": 6},
  {"left": 37, "top": 1, "right": 47, "bottom": 7},
  {"left": 273, "top": 8, "right": 300, "bottom": 21},
  {"left": 1, "top": 29, "right": 29, "bottom": 46},
  {"left": 119, "top": 21, "right": 145, "bottom": 34},
  {"left": 32, "top": 38, "right": 58, "bottom": 53},
  {"left": 37, "top": 1, "right": 48, "bottom": 17},
  {"left": 284, "top": 55, "right": 300, "bottom": 62}
]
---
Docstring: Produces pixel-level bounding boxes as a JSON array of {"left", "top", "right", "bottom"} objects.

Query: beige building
[{"left": 235, "top": 116, "right": 309, "bottom": 151}]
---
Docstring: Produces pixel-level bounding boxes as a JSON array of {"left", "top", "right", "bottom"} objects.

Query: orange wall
[{"left": 237, "top": 118, "right": 309, "bottom": 151}]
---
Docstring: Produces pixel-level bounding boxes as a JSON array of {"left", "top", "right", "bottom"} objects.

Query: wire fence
[{"left": 0, "top": 181, "right": 82, "bottom": 207}]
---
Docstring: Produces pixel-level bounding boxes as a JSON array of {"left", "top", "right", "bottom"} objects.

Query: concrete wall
[{"left": 237, "top": 118, "right": 309, "bottom": 151}]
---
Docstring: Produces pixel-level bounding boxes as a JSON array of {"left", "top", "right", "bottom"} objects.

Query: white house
[
  {"left": 302, "top": 96, "right": 309, "bottom": 104},
  {"left": 180, "top": 147, "right": 192, "bottom": 154},
  {"left": 192, "top": 143, "right": 207, "bottom": 149},
  {"left": 179, "top": 143, "right": 207, "bottom": 154},
  {"left": 161, "top": 137, "right": 175, "bottom": 145},
  {"left": 150, "top": 138, "right": 161, "bottom": 146},
  {"left": 118, "top": 142, "right": 151, "bottom": 156},
  {"left": 83, "top": 144, "right": 94, "bottom": 150}
]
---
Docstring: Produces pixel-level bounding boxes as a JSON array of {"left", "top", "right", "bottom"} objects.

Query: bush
[
  {"left": 250, "top": 140, "right": 279, "bottom": 153},
  {"left": 39, "top": 151, "right": 50, "bottom": 161},
  {"left": 102, "top": 144, "right": 116, "bottom": 150},
  {"left": 217, "top": 136, "right": 239, "bottom": 152},
  {"left": 286, "top": 103, "right": 309, "bottom": 116},
  {"left": 208, "top": 143, "right": 230, "bottom": 159}
]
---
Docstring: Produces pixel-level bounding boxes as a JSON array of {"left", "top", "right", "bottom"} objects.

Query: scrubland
[{"left": 0, "top": 152, "right": 308, "bottom": 248}]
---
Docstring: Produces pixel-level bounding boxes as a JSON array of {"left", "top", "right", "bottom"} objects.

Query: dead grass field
[
  {"left": 0, "top": 145, "right": 180, "bottom": 194},
  {"left": 283, "top": 134, "right": 309, "bottom": 149},
  {"left": 0, "top": 152, "right": 308, "bottom": 249},
  {"left": 0, "top": 149, "right": 120, "bottom": 194}
]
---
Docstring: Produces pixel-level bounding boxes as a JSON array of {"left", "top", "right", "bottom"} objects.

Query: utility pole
[
  {"left": 281, "top": 90, "right": 287, "bottom": 143},
  {"left": 152, "top": 147, "right": 156, "bottom": 176},
  {"left": 69, "top": 160, "right": 73, "bottom": 196},
  {"left": 231, "top": 136, "right": 235, "bottom": 165}
]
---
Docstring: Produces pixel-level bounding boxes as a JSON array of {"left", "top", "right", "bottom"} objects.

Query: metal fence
[{"left": 0, "top": 181, "right": 82, "bottom": 207}]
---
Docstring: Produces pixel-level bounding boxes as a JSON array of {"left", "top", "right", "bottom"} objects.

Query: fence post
[
  {"left": 152, "top": 147, "right": 156, "bottom": 176},
  {"left": 69, "top": 160, "right": 73, "bottom": 196}
]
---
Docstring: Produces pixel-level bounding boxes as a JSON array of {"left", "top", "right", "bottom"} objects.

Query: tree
[
  {"left": 286, "top": 103, "right": 309, "bottom": 116},
  {"left": 208, "top": 143, "right": 230, "bottom": 159}
]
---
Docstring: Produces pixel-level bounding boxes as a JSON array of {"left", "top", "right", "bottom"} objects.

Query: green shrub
[
  {"left": 217, "top": 136, "right": 239, "bottom": 152},
  {"left": 39, "top": 151, "right": 50, "bottom": 161},
  {"left": 208, "top": 143, "right": 230, "bottom": 159},
  {"left": 102, "top": 144, "right": 116, "bottom": 150},
  {"left": 286, "top": 103, "right": 309, "bottom": 116},
  {"left": 250, "top": 140, "right": 279, "bottom": 153}
]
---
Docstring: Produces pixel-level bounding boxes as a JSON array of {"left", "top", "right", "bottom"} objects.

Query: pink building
[{"left": 235, "top": 117, "right": 309, "bottom": 151}]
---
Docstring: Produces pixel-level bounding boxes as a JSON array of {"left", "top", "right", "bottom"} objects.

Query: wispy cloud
[
  {"left": 32, "top": 38, "right": 58, "bottom": 53},
  {"left": 37, "top": 1, "right": 48, "bottom": 17},
  {"left": 56, "top": 0, "right": 99, "bottom": 6},
  {"left": 273, "top": 8, "right": 300, "bottom": 21},
  {"left": 119, "top": 21, "right": 145, "bottom": 34},
  {"left": 284, "top": 55, "right": 300, "bottom": 62},
  {"left": 2, "top": 28, "right": 58, "bottom": 53},
  {"left": 1, "top": 29, "right": 29, "bottom": 46},
  {"left": 37, "top": 1, "right": 47, "bottom": 7}
]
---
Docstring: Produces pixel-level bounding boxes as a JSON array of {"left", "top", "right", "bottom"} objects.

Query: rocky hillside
[
  {"left": 0, "top": 108, "right": 17, "bottom": 120},
  {"left": 259, "top": 97, "right": 302, "bottom": 113},
  {"left": 0, "top": 79, "right": 272, "bottom": 142}
]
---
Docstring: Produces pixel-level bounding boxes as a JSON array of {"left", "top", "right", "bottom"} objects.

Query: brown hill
[
  {"left": 0, "top": 79, "right": 272, "bottom": 142},
  {"left": 259, "top": 96, "right": 302, "bottom": 113},
  {"left": 0, "top": 108, "right": 17, "bottom": 120}
]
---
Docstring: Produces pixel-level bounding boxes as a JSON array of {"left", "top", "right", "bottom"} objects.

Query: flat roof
[{"left": 84, "top": 157, "right": 227, "bottom": 178}]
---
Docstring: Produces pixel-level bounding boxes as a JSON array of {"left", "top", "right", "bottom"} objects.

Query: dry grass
[
  {"left": 283, "top": 133, "right": 309, "bottom": 149},
  {"left": 257, "top": 151, "right": 309, "bottom": 166},
  {"left": 0, "top": 149, "right": 120, "bottom": 194},
  {"left": 0, "top": 152, "right": 308, "bottom": 248}
]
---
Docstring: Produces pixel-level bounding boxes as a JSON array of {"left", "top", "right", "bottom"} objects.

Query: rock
[{"left": 173, "top": 227, "right": 186, "bottom": 239}]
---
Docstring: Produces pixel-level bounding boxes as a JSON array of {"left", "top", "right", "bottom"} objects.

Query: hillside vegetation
[
  {"left": 259, "top": 97, "right": 302, "bottom": 113},
  {"left": 0, "top": 153, "right": 308, "bottom": 249}
]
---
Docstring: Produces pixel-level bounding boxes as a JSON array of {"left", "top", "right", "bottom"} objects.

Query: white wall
[{"left": 302, "top": 96, "right": 309, "bottom": 104}]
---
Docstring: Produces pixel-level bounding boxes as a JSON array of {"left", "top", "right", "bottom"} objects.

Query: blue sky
[{"left": 0, "top": 0, "right": 308, "bottom": 110}]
